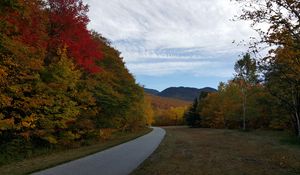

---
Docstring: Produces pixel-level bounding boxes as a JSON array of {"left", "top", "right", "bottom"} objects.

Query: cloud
[
  {"left": 127, "top": 61, "right": 234, "bottom": 78},
  {"left": 85, "top": 0, "right": 256, "bottom": 78}
]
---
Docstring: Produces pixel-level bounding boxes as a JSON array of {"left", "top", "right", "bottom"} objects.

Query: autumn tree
[
  {"left": 47, "top": 0, "right": 102, "bottom": 73},
  {"left": 234, "top": 53, "right": 258, "bottom": 130},
  {"left": 201, "top": 82, "right": 242, "bottom": 128},
  {"left": 264, "top": 46, "right": 300, "bottom": 135},
  {"left": 0, "top": 0, "right": 48, "bottom": 150},
  {"left": 199, "top": 80, "right": 289, "bottom": 130},
  {"left": 235, "top": 0, "right": 300, "bottom": 136},
  {"left": 0, "top": 0, "right": 149, "bottom": 164},
  {"left": 153, "top": 106, "right": 187, "bottom": 126},
  {"left": 38, "top": 46, "right": 81, "bottom": 145},
  {"left": 143, "top": 96, "right": 154, "bottom": 126},
  {"left": 90, "top": 31, "right": 147, "bottom": 131}
]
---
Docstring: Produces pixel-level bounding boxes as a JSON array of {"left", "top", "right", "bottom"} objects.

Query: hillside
[
  {"left": 144, "top": 86, "right": 217, "bottom": 101},
  {"left": 144, "top": 88, "right": 159, "bottom": 95},
  {"left": 145, "top": 93, "right": 191, "bottom": 110},
  {"left": 159, "top": 87, "right": 217, "bottom": 101},
  {"left": 146, "top": 93, "right": 191, "bottom": 126}
]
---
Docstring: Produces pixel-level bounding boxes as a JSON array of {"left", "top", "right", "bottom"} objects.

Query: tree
[
  {"left": 90, "top": 31, "right": 147, "bottom": 131},
  {"left": 47, "top": 0, "right": 102, "bottom": 73},
  {"left": 37, "top": 46, "right": 82, "bottom": 144},
  {"left": 185, "top": 98, "right": 199, "bottom": 127},
  {"left": 235, "top": 0, "right": 300, "bottom": 136},
  {"left": 234, "top": 53, "right": 258, "bottom": 130},
  {"left": 201, "top": 82, "right": 242, "bottom": 128},
  {"left": 185, "top": 92, "right": 208, "bottom": 127},
  {"left": 169, "top": 107, "right": 187, "bottom": 125},
  {"left": 143, "top": 96, "right": 154, "bottom": 126},
  {"left": 0, "top": 0, "right": 48, "bottom": 148},
  {"left": 264, "top": 46, "right": 300, "bottom": 135},
  {"left": 0, "top": 0, "right": 149, "bottom": 163},
  {"left": 234, "top": 53, "right": 258, "bottom": 85}
]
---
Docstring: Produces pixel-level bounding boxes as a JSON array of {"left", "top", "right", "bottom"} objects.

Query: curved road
[{"left": 33, "top": 127, "right": 165, "bottom": 175}]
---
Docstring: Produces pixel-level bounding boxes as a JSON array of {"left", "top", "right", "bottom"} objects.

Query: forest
[
  {"left": 185, "top": 54, "right": 290, "bottom": 130},
  {"left": 146, "top": 93, "right": 190, "bottom": 126},
  {"left": 0, "top": 0, "right": 152, "bottom": 164},
  {"left": 185, "top": 0, "right": 300, "bottom": 138}
]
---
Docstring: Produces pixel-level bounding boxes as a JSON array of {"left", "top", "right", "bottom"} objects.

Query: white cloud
[
  {"left": 127, "top": 61, "right": 233, "bottom": 78},
  {"left": 127, "top": 61, "right": 208, "bottom": 76},
  {"left": 85, "top": 0, "right": 256, "bottom": 78}
]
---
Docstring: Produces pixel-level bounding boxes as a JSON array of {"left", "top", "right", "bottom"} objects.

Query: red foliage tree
[
  {"left": 48, "top": 0, "right": 102, "bottom": 73},
  {"left": 0, "top": 0, "right": 48, "bottom": 55}
]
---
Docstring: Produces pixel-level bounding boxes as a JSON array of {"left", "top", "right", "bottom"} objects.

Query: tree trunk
[
  {"left": 291, "top": 88, "right": 300, "bottom": 137},
  {"left": 295, "top": 112, "right": 300, "bottom": 137},
  {"left": 242, "top": 87, "right": 246, "bottom": 131}
]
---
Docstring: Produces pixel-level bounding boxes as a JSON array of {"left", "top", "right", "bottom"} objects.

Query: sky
[{"left": 85, "top": 0, "right": 256, "bottom": 91}]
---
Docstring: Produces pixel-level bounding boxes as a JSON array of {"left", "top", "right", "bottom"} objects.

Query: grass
[
  {"left": 132, "top": 127, "right": 300, "bottom": 175},
  {"left": 0, "top": 128, "right": 152, "bottom": 175}
]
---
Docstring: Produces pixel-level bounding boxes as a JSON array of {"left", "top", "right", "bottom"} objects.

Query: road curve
[{"left": 32, "top": 127, "right": 165, "bottom": 175}]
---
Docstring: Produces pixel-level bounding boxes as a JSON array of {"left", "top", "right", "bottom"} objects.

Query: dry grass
[
  {"left": 0, "top": 128, "right": 152, "bottom": 175},
  {"left": 132, "top": 127, "right": 300, "bottom": 175}
]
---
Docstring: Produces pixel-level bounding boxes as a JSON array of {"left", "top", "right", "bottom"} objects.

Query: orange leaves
[
  {"left": 20, "top": 114, "right": 37, "bottom": 129},
  {"left": 0, "top": 94, "right": 13, "bottom": 107},
  {"left": 0, "top": 67, "right": 7, "bottom": 82},
  {"left": 0, "top": 118, "right": 14, "bottom": 131},
  {"left": 0, "top": 113, "right": 36, "bottom": 132}
]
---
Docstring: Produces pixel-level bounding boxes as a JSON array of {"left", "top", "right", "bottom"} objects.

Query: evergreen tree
[{"left": 185, "top": 92, "right": 208, "bottom": 127}]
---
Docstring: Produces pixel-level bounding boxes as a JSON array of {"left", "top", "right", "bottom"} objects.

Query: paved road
[{"left": 33, "top": 127, "right": 165, "bottom": 175}]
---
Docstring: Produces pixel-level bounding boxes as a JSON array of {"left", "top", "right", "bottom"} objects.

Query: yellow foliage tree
[{"left": 143, "top": 96, "right": 154, "bottom": 126}]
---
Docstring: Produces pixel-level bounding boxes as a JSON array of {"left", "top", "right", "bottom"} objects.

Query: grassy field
[
  {"left": 0, "top": 128, "right": 152, "bottom": 175},
  {"left": 132, "top": 127, "right": 300, "bottom": 175}
]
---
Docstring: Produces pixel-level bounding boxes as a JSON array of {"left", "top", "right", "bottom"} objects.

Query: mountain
[
  {"left": 144, "top": 88, "right": 159, "bottom": 95},
  {"left": 159, "top": 86, "right": 217, "bottom": 101},
  {"left": 145, "top": 93, "right": 191, "bottom": 110},
  {"left": 143, "top": 86, "right": 217, "bottom": 101}
]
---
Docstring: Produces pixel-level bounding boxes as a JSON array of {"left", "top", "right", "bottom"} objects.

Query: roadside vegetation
[
  {"left": 0, "top": 0, "right": 153, "bottom": 169},
  {"left": 184, "top": 0, "right": 300, "bottom": 138}
]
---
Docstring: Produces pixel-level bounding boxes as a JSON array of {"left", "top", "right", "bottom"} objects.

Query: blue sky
[{"left": 85, "top": 0, "right": 256, "bottom": 91}]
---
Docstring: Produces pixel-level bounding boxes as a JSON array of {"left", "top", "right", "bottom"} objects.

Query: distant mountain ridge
[
  {"left": 144, "top": 88, "right": 159, "bottom": 95},
  {"left": 143, "top": 86, "right": 217, "bottom": 101}
]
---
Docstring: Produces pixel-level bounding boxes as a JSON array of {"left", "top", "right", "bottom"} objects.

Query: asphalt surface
[{"left": 32, "top": 127, "right": 165, "bottom": 175}]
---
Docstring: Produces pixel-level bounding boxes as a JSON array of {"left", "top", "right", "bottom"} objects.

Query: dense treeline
[
  {"left": 185, "top": 79, "right": 289, "bottom": 130},
  {"left": 0, "top": 0, "right": 149, "bottom": 163},
  {"left": 146, "top": 94, "right": 189, "bottom": 126},
  {"left": 185, "top": 0, "right": 300, "bottom": 137},
  {"left": 184, "top": 53, "right": 290, "bottom": 131},
  {"left": 153, "top": 106, "right": 187, "bottom": 126}
]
